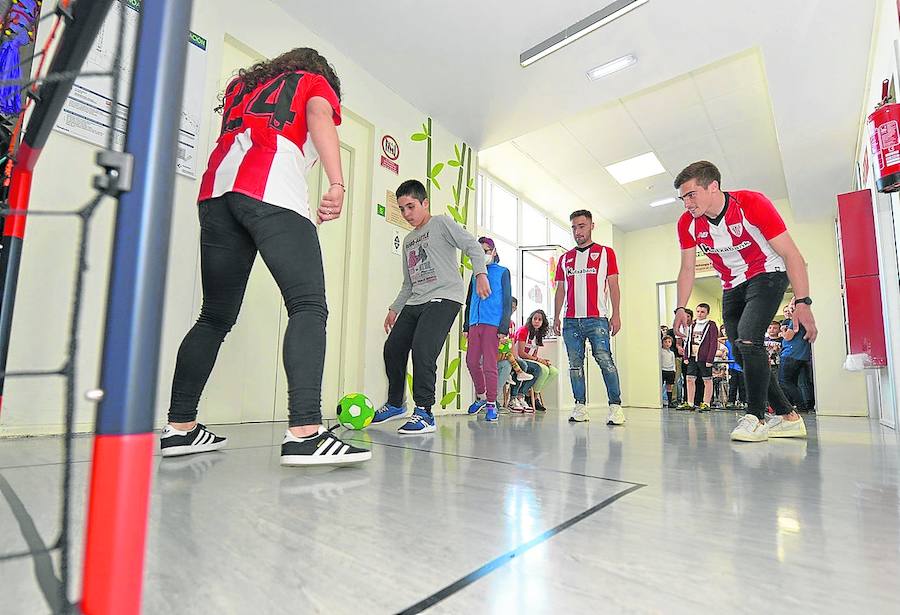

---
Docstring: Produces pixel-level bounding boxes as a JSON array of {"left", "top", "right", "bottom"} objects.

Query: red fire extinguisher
[{"left": 868, "top": 79, "right": 900, "bottom": 193}]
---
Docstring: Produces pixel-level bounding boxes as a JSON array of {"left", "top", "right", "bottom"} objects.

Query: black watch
[{"left": 794, "top": 297, "right": 812, "bottom": 306}]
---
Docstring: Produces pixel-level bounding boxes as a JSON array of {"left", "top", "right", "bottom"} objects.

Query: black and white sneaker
[
  {"left": 280, "top": 426, "right": 372, "bottom": 467},
  {"left": 160, "top": 423, "right": 227, "bottom": 457}
]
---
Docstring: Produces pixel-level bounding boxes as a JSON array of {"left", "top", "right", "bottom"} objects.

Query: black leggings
[
  {"left": 168, "top": 192, "right": 327, "bottom": 427},
  {"left": 384, "top": 300, "right": 461, "bottom": 410},
  {"left": 722, "top": 272, "right": 793, "bottom": 420}
]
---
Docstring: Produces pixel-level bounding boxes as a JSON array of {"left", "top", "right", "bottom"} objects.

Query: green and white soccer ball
[{"left": 336, "top": 393, "right": 375, "bottom": 430}]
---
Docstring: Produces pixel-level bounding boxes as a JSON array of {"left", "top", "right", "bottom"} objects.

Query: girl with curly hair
[{"left": 161, "top": 47, "right": 370, "bottom": 467}]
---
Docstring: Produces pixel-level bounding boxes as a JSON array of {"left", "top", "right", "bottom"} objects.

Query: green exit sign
[{"left": 377, "top": 204, "right": 386, "bottom": 217}]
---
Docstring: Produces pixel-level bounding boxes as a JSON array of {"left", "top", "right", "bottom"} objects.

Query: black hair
[
  {"left": 217, "top": 47, "right": 340, "bottom": 113},
  {"left": 697, "top": 303, "right": 711, "bottom": 311},
  {"left": 569, "top": 209, "right": 592, "bottom": 221},
  {"left": 396, "top": 179, "right": 427, "bottom": 203},
  {"left": 674, "top": 161, "right": 721, "bottom": 190},
  {"left": 526, "top": 309, "right": 549, "bottom": 346}
]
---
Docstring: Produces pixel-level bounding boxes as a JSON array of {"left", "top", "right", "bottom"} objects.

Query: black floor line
[
  {"left": 3, "top": 426, "right": 647, "bottom": 614},
  {"left": 396, "top": 483, "right": 645, "bottom": 615}
]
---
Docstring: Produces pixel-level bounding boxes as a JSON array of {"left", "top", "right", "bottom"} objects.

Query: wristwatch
[{"left": 794, "top": 297, "right": 812, "bottom": 306}]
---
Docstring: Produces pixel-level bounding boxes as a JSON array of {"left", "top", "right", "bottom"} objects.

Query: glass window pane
[
  {"left": 492, "top": 236, "right": 518, "bottom": 327},
  {"left": 521, "top": 251, "right": 552, "bottom": 331},
  {"left": 476, "top": 175, "right": 488, "bottom": 230},
  {"left": 550, "top": 221, "right": 574, "bottom": 250},
  {"left": 490, "top": 183, "right": 518, "bottom": 242},
  {"left": 521, "top": 202, "right": 548, "bottom": 246}
]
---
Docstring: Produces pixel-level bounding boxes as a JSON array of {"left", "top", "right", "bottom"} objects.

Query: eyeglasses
[{"left": 678, "top": 190, "right": 700, "bottom": 203}]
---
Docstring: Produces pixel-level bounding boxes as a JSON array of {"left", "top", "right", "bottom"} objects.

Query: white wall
[
  {"left": 855, "top": 0, "right": 900, "bottom": 428},
  {"left": 0, "top": 0, "right": 477, "bottom": 434},
  {"left": 617, "top": 201, "right": 868, "bottom": 415}
]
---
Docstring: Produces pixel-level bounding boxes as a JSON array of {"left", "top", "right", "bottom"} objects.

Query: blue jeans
[
  {"left": 497, "top": 359, "right": 513, "bottom": 391},
  {"left": 562, "top": 317, "right": 621, "bottom": 405},
  {"left": 510, "top": 359, "right": 539, "bottom": 397}
]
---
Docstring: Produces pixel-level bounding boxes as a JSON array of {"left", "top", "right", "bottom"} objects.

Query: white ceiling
[
  {"left": 481, "top": 50, "right": 788, "bottom": 230},
  {"left": 275, "top": 0, "right": 877, "bottom": 229}
]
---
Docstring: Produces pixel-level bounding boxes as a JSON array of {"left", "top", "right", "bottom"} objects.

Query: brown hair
[
  {"left": 216, "top": 47, "right": 341, "bottom": 113},
  {"left": 674, "top": 161, "right": 721, "bottom": 190}
]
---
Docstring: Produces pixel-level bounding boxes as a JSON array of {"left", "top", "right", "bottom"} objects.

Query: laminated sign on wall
[
  {"left": 53, "top": 0, "right": 207, "bottom": 178},
  {"left": 384, "top": 190, "right": 414, "bottom": 231}
]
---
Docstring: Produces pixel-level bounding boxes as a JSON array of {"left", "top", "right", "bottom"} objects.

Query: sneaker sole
[
  {"left": 280, "top": 450, "right": 372, "bottom": 466},
  {"left": 730, "top": 433, "right": 769, "bottom": 442},
  {"left": 398, "top": 425, "right": 436, "bottom": 435},
  {"left": 160, "top": 440, "right": 227, "bottom": 457},
  {"left": 485, "top": 417, "right": 499, "bottom": 422},
  {"left": 568, "top": 417, "right": 590, "bottom": 423},
  {"left": 607, "top": 420, "right": 626, "bottom": 426},
  {"left": 371, "top": 413, "right": 409, "bottom": 424},
  {"left": 768, "top": 428, "right": 807, "bottom": 438}
]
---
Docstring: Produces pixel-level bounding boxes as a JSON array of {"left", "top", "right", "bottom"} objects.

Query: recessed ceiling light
[
  {"left": 587, "top": 54, "right": 637, "bottom": 80},
  {"left": 649, "top": 197, "right": 678, "bottom": 208},
  {"left": 520, "top": 0, "right": 650, "bottom": 67},
  {"left": 605, "top": 152, "right": 666, "bottom": 185}
]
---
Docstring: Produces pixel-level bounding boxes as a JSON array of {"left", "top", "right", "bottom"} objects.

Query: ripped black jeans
[{"left": 722, "top": 272, "right": 793, "bottom": 420}]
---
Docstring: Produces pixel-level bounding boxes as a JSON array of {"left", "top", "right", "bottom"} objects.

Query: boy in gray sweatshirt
[{"left": 373, "top": 179, "right": 490, "bottom": 434}]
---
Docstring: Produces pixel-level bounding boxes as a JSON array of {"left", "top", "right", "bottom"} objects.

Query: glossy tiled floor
[{"left": 2, "top": 407, "right": 900, "bottom": 614}]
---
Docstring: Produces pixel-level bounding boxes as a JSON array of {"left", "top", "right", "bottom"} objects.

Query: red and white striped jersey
[
  {"left": 554, "top": 244, "right": 619, "bottom": 319},
  {"left": 678, "top": 191, "right": 787, "bottom": 290},
  {"left": 198, "top": 71, "right": 341, "bottom": 220}
]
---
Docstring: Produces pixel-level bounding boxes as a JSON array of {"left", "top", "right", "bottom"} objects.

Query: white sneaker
[
  {"left": 730, "top": 414, "right": 769, "bottom": 442},
  {"left": 606, "top": 404, "right": 625, "bottom": 426},
  {"left": 766, "top": 415, "right": 807, "bottom": 438},
  {"left": 510, "top": 397, "right": 526, "bottom": 413},
  {"left": 516, "top": 370, "right": 534, "bottom": 381},
  {"left": 568, "top": 403, "right": 589, "bottom": 423}
]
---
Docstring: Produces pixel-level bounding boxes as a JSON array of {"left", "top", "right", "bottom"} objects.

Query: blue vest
[{"left": 468, "top": 263, "right": 508, "bottom": 328}]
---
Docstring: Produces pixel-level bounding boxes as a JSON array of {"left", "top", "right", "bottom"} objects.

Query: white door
[
  {"left": 197, "top": 36, "right": 372, "bottom": 424},
  {"left": 273, "top": 112, "right": 371, "bottom": 420},
  {"left": 198, "top": 37, "right": 283, "bottom": 425}
]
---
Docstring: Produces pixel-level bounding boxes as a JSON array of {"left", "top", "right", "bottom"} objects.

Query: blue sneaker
[
  {"left": 467, "top": 399, "right": 487, "bottom": 415},
  {"left": 398, "top": 408, "right": 436, "bottom": 434},
  {"left": 372, "top": 403, "right": 407, "bottom": 424},
  {"left": 484, "top": 403, "right": 498, "bottom": 422}
]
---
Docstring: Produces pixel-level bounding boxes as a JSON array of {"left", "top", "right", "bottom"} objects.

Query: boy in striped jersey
[
  {"left": 672, "top": 161, "right": 817, "bottom": 442},
  {"left": 553, "top": 210, "right": 625, "bottom": 425}
]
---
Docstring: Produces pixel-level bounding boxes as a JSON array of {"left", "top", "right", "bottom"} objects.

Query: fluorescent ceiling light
[
  {"left": 520, "top": 0, "right": 649, "bottom": 67},
  {"left": 605, "top": 152, "right": 666, "bottom": 185},
  {"left": 649, "top": 197, "right": 678, "bottom": 208},
  {"left": 587, "top": 54, "right": 637, "bottom": 80}
]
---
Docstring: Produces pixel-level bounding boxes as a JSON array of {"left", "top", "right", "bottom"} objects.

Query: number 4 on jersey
[{"left": 247, "top": 73, "right": 303, "bottom": 130}]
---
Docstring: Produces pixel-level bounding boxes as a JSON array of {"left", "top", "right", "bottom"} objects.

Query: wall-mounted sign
[
  {"left": 380, "top": 134, "right": 400, "bottom": 174},
  {"left": 382, "top": 135, "right": 400, "bottom": 160},
  {"left": 384, "top": 190, "right": 413, "bottom": 230},
  {"left": 381, "top": 156, "right": 399, "bottom": 174}
]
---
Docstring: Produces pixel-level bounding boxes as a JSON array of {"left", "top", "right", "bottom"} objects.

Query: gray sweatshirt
[{"left": 390, "top": 215, "right": 487, "bottom": 312}]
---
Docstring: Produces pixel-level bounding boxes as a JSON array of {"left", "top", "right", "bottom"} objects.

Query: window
[
  {"left": 476, "top": 175, "right": 487, "bottom": 229},
  {"left": 521, "top": 201, "right": 548, "bottom": 246},
  {"left": 492, "top": 235, "right": 518, "bottom": 314},
  {"left": 521, "top": 251, "right": 553, "bottom": 331},
  {"left": 475, "top": 174, "right": 572, "bottom": 329},
  {"left": 490, "top": 183, "right": 518, "bottom": 242},
  {"left": 550, "top": 221, "right": 574, "bottom": 250}
]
